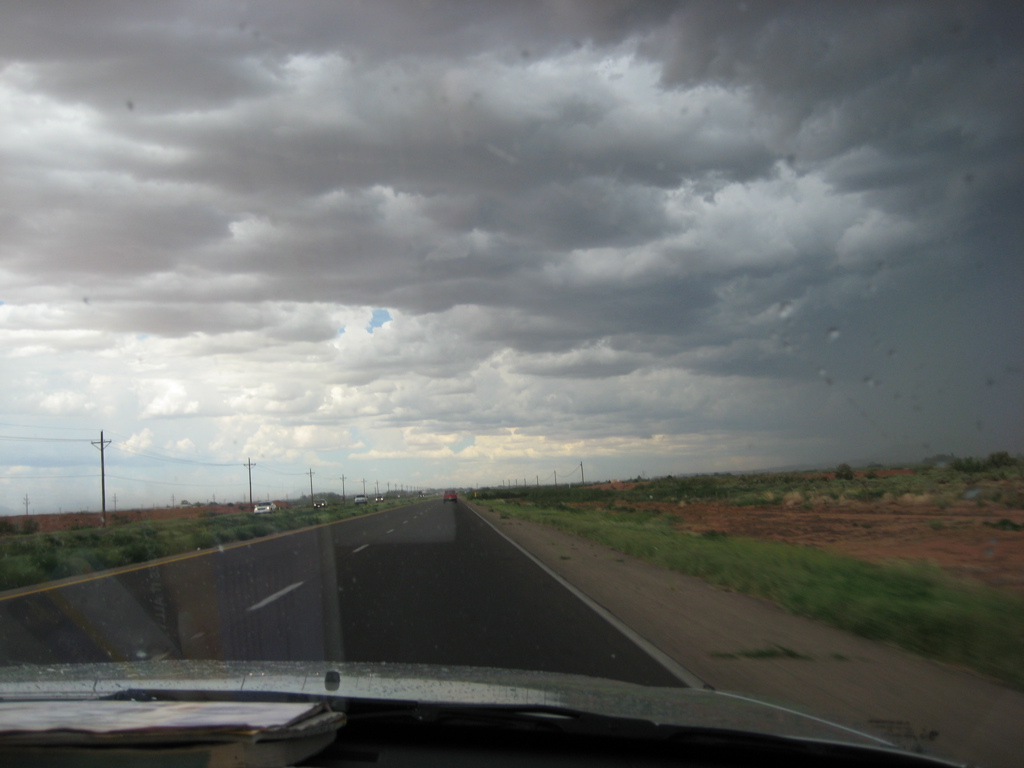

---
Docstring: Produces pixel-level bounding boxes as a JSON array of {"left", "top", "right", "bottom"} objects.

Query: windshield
[{"left": 1, "top": 3, "right": 1021, "bottom": 767}]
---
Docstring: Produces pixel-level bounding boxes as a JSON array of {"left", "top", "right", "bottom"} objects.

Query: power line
[
  {"left": 553, "top": 462, "right": 584, "bottom": 478},
  {"left": 2, "top": 431, "right": 304, "bottom": 475},
  {"left": 0, "top": 421, "right": 97, "bottom": 433},
  {"left": 105, "top": 474, "right": 244, "bottom": 489},
  {"left": 110, "top": 443, "right": 238, "bottom": 467},
  {"left": 0, "top": 473, "right": 95, "bottom": 479},
  {"left": 256, "top": 465, "right": 309, "bottom": 476},
  {"left": 0, "top": 434, "right": 93, "bottom": 443},
  {"left": 0, "top": 429, "right": 350, "bottom": 509}
]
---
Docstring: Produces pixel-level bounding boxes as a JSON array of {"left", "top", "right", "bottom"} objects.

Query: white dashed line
[
  {"left": 352, "top": 544, "right": 368, "bottom": 554},
  {"left": 247, "top": 581, "right": 304, "bottom": 612}
]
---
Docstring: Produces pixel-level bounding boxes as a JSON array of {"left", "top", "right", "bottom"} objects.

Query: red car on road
[{"left": 443, "top": 490, "right": 458, "bottom": 503}]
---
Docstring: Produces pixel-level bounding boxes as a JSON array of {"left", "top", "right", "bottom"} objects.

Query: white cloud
[
  {"left": 137, "top": 381, "right": 200, "bottom": 418},
  {"left": 0, "top": 2, "right": 1020, "bottom": 512},
  {"left": 168, "top": 437, "right": 196, "bottom": 454},
  {"left": 37, "top": 390, "right": 93, "bottom": 416},
  {"left": 124, "top": 428, "right": 154, "bottom": 452}
]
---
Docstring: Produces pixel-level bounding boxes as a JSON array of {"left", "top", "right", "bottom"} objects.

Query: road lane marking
[
  {"left": 386, "top": 529, "right": 394, "bottom": 534},
  {"left": 247, "top": 581, "right": 305, "bottom": 612},
  {"left": 0, "top": 500, "right": 424, "bottom": 603},
  {"left": 352, "top": 544, "right": 368, "bottom": 554}
]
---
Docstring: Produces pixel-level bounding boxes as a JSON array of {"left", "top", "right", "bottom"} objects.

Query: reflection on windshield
[
  {"left": 2, "top": 521, "right": 345, "bottom": 665},
  {"left": 0, "top": 503, "right": 679, "bottom": 687},
  {"left": 0, "top": 2, "right": 1022, "bottom": 766}
]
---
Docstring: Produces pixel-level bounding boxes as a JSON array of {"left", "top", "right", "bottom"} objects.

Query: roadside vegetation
[
  {"left": 0, "top": 500, "right": 406, "bottom": 593},
  {"left": 476, "top": 455, "right": 1024, "bottom": 689},
  {"left": 477, "top": 454, "right": 1023, "bottom": 510}
]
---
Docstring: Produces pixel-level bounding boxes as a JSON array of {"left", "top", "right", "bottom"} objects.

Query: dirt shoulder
[{"left": 469, "top": 501, "right": 1023, "bottom": 768}]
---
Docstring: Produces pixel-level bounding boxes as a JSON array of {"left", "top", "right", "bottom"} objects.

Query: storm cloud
[{"left": 1, "top": 1, "right": 1020, "bottom": 512}]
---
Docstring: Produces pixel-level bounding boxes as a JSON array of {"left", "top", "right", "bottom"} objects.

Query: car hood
[{"left": 0, "top": 660, "right": 896, "bottom": 750}]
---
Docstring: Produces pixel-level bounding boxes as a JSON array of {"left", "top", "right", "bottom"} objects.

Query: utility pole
[
  {"left": 245, "top": 458, "right": 255, "bottom": 509},
  {"left": 554, "top": 469, "right": 557, "bottom": 486},
  {"left": 92, "top": 430, "right": 111, "bottom": 527},
  {"left": 375, "top": 480, "right": 380, "bottom": 496},
  {"left": 580, "top": 461, "right": 584, "bottom": 485},
  {"left": 536, "top": 475, "right": 539, "bottom": 487},
  {"left": 361, "top": 478, "right": 366, "bottom": 495},
  {"left": 340, "top": 474, "right": 346, "bottom": 503},
  {"left": 23, "top": 495, "right": 29, "bottom": 516},
  {"left": 308, "top": 468, "right": 315, "bottom": 504}
]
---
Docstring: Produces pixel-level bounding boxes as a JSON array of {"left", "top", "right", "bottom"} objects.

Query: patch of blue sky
[
  {"left": 452, "top": 436, "right": 475, "bottom": 453},
  {"left": 366, "top": 308, "right": 393, "bottom": 333}
]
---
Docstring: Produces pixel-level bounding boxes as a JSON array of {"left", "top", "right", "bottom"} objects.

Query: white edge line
[
  {"left": 352, "top": 544, "right": 369, "bottom": 554},
  {"left": 246, "top": 581, "right": 305, "bottom": 612},
  {"left": 465, "top": 502, "right": 707, "bottom": 689}
]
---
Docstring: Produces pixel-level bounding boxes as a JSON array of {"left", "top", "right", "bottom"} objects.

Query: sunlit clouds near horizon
[{"left": 1, "top": 1, "right": 1021, "bottom": 513}]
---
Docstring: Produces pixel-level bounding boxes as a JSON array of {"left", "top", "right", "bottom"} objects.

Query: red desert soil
[
  {"left": 595, "top": 473, "right": 1024, "bottom": 594},
  {"left": 619, "top": 497, "right": 1024, "bottom": 595},
  {"left": 17, "top": 502, "right": 290, "bottom": 534}
]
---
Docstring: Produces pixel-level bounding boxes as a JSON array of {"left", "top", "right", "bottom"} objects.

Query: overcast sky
[{"left": 1, "top": 1, "right": 1021, "bottom": 513}]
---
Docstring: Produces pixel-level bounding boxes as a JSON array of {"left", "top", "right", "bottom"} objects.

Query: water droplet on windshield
[{"left": 826, "top": 328, "right": 841, "bottom": 343}]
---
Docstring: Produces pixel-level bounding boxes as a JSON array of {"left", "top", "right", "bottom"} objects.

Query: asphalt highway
[{"left": 0, "top": 500, "right": 683, "bottom": 687}]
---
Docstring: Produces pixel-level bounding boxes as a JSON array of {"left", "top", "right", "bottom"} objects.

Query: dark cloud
[{"left": 0, "top": 1, "right": 1021, "bottom": 508}]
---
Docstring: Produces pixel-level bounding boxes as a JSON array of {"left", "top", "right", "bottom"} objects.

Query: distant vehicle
[
  {"left": 313, "top": 499, "right": 326, "bottom": 508},
  {"left": 253, "top": 502, "right": 276, "bottom": 514},
  {"left": 354, "top": 494, "right": 368, "bottom": 505},
  {"left": 375, "top": 496, "right": 384, "bottom": 502},
  {"left": 443, "top": 490, "right": 458, "bottom": 503}
]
